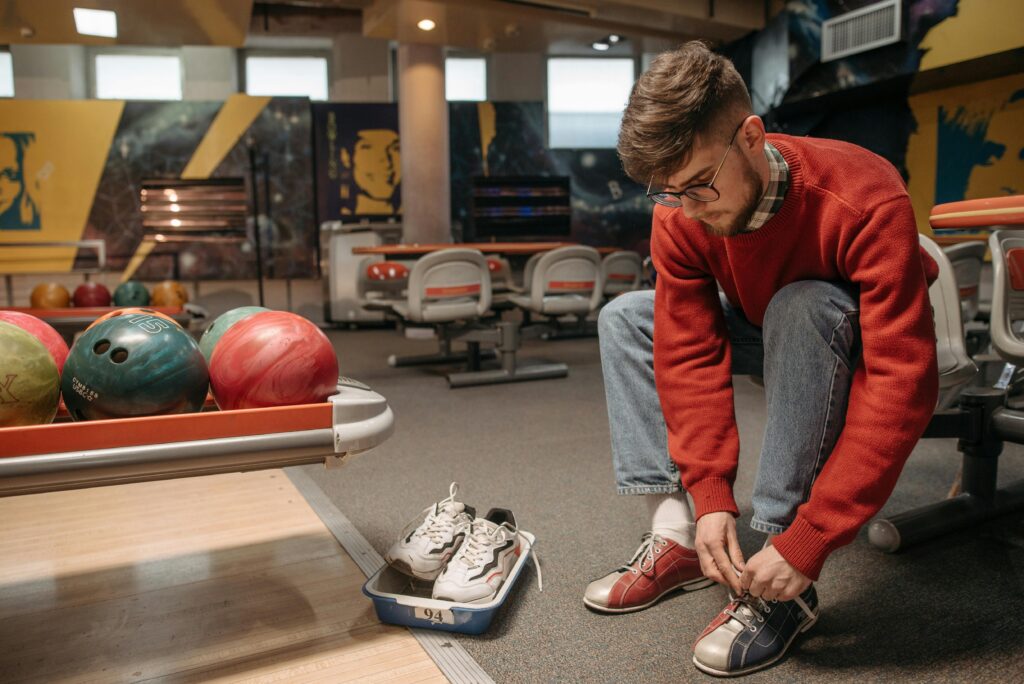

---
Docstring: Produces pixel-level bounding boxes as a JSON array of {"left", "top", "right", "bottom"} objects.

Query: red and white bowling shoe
[{"left": 583, "top": 533, "right": 713, "bottom": 613}]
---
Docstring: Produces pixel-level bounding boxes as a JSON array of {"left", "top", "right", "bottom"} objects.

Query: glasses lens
[
  {"left": 650, "top": 193, "right": 682, "bottom": 208},
  {"left": 684, "top": 185, "right": 719, "bottom": 202}
]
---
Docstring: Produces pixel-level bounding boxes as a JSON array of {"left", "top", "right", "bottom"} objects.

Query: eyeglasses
[{"left": 646, "top": 121, "right": 744, "bottom": 207}]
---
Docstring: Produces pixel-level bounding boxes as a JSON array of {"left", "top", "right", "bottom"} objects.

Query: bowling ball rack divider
[{"left": 0, "top": 380, "right": 394, "bottom": 498}]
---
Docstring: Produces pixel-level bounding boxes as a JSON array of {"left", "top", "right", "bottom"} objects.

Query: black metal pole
[{"left": 248, "top": 145, "right": 266, "bottom": 307}]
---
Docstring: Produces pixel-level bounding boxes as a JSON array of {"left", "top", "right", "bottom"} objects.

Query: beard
[{"left": 699, "top": 156, "right": 764, "bottom": 238}]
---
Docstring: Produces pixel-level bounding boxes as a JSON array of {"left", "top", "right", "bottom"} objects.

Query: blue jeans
[{"left": 598, "top": 282, "right": 861, "bottom": 535}]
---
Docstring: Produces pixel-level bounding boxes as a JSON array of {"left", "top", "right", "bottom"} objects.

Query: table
[{"left": 352, "top": 241, "right": 620, "bottom": 256}]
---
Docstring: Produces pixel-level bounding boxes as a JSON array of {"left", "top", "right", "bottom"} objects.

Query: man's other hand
[
  {"left": 694, "top": 511, "right": 745, "bottom": 594},
  {"left": 740, "top": 544, "right": 811, "bottom": 602}
]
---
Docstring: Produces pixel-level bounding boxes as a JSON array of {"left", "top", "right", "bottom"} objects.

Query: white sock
[{"left": 646, "top": 492, "right": 696, "bottom": 548}]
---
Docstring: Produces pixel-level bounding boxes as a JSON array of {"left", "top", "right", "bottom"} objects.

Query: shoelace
[
  {"left": 724, "top": 590, "right": 815, "bottom": 632},
  {"left": 412, "top": 482, "right": 466, "bottom": 544},
  {"left": 451, "top": 519, "right": 544, "bottom": 591},
  {"left": 622, "top": 532, "right": 668, "bottom": 575}
]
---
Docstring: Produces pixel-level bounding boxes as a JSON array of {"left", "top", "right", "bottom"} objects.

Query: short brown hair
[{"left": 617, "top": 41, "right": 752, "bottom": 185}]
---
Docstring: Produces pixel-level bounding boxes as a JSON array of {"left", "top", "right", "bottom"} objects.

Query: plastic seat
[
  {"left": 942, "top": 242, "right": 987, "bottom": 323},
  {"left": 988, "top": 230, "right": 1024, "bottom": 365},
  {"left": 389, "top": 248, "right": 491, "bottom": 324},
  {"left": 600, "top": 251, "right": 643, "bottom": 297},
  {"left": 508, "top": 245, "right": 603, "bottom": 317},
  {"left": 920, "top": 234, "right": 978, "bottom": 394}
]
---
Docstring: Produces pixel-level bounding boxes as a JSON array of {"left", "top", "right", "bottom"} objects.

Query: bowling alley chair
[
  {"left": 509, "top": 245, "right": 604, "bottom": 338},
  {"left": 382, "top": 248, "right": 492, "bottom": 367},
  {"left": 867, "top": 212, "right": 1024, "bottom": 554},
  {"left": 600, "top": 251, "right": 644, "bottom": 299},
  {"left": 942, "top": 241, "right": 989, "bottom": 356}
]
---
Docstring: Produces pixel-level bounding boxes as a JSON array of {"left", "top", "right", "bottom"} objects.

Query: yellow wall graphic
[
  {"left": 0, "top": 100, "right": 124, "bottom": 273},
  {"left": 919, "top": 0, "right": 1024, "bottom": 72}
]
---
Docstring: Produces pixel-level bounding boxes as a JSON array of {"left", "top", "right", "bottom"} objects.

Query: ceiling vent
[{"left": 821, "top": 0, "right": 902, "bottom": 62}]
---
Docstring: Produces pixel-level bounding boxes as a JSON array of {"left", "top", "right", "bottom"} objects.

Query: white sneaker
[
  {"left": 431, "top": 508, "right": 522, "bottom": 604},
  {"left": 385, "top": 483, "right": 475, "bottom": 581}
]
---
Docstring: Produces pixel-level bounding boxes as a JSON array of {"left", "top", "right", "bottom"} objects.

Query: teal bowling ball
[
  {"left": 199, "top": 306, "right": 270, "bottom": 363},
  {"left": 61, "top": 312, "right": 209, "bottom": 421},
  {"left": 113, "top": 280, "right": 151, "bottom": 307}
]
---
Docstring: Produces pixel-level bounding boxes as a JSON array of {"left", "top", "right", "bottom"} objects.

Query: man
[{"left": 585, "top": 42, "right": 939, "bottom": 676}]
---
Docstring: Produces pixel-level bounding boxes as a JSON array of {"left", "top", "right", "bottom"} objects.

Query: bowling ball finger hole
[
  {"left": 111, "top": 348, "right": 129, "bottom": 363},
  {"left": 93, "top": 340, "right": 111, "bottom": 354}
]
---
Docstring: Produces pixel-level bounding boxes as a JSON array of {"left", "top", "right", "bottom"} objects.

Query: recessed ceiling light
[
  {"left": 591, "top": 41, "right": 610, "bottom": 51},
  {"left": 417, "top": 19, "right": 436, "bottom": 31},
  {"left": 73, "top": 8, "right": 118, "bottom": 38},
  {"left": 607, "top": 34, "right": 621, "bottom": 44}
]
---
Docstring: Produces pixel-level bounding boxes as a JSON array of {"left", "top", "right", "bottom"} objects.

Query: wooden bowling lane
[{"left": 0, "top": 470, "right": 447, "bottom": 684}]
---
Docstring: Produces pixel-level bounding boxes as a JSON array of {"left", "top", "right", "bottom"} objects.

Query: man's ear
[
  {"left": 739, "top": 115, "right": 766, "bottom": 153},
  {"left": 340, "top": 148, "right": 351, "bottom": 169}
]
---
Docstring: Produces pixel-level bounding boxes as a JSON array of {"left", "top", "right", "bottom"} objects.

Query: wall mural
[
  {"left": 449, "top": 101, "right": 652, "bottom": 255},
  {"left": 0, "top": 96, "right": 315, "bottom": 280},
  {"left": 312, "top": 103, "right": 401, "bottom": 224}
]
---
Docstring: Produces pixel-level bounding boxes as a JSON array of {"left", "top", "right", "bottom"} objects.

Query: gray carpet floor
[{"left": 301, "top": 322, "right": 1024, "bottom": 683}]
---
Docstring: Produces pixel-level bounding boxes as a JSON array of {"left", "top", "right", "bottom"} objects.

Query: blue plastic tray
[{"left": 363, "top": 530, "right": 536, "bottom": 635}]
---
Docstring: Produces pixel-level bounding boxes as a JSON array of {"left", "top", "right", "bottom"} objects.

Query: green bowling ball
[
  {"left": 113, "top": 280, "right": 151, "bottom": 307},
  {"left": 61, "top": 312, "right": 208, "bottom": 421},
  {"left": 0, "top": 321, "right": 60, "bottom": 427},
  {"left": 199, "top": 306, "right": 270, "bottom": 363}
]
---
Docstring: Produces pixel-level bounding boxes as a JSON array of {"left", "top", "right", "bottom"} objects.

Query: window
[
  {"left": 95, "top": 54, "right": 182, "bottom": 100},
  {"left": 547, "top": 58, "right": 635, "bottom": 148},
  {"left": 245, "top": 56, "right": 329, "bottom": 100},
  {"left": 446, "top": 57, "right": 486, "bottom": 101},
  {"left": 0, "top": 52, "right": 12, "bottom": 97}
]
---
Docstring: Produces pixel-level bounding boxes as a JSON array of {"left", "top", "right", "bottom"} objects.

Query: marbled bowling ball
[
  {"left": 198, "top": 306, "right": 270, "bottom": 364},
  {"left": 209, "top": 311, "right": 338, "bottom": 410},
  {"left": 61, "top": 313, "right": 208, "bottom": 421},
  {"left": 72, "top": 281, "right": 112, "bottom": 307},
  {"left": 30, "top": 282, "right": 71, "bottom": 309},
  {"left": 0, "top": 310, "right": 69, "bottom": 374},
  {"left": 151, "top": 280, "right": 189, "bottom": 307},
  {"left": 113, "top": 280, "right": 151, "bottom": 307},
  {"left": 0, "top": 321, "right": 60, "bottom": 427}
]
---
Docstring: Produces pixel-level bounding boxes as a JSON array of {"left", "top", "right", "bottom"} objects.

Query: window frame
[
  {"left": 88, "top": 47, "right": 184, "bottom": 101},
  {"left": 239, "top": 49, "right": 333, "bottom": 101}
]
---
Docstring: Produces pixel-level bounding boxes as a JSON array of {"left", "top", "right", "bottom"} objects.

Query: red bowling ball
[
  {"left": 0, "top": 311, "right": 69, "bottom": 374},
  {"left": 72, "top": 281, "right": 112, "bottom": 307},
  {"left": 209, "top": 311, "right": 339, "bottom": 410}
]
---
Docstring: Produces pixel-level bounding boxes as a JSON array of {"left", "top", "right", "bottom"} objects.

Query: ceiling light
[
  {"left": 73, "top": 8, "right": 118, "bottom": 38},
  {"left": 417, "top": 19, "right": 436, "bottom": 31},
  {"left": 591, "top": 41, "right": 610, "bottom": 51}
]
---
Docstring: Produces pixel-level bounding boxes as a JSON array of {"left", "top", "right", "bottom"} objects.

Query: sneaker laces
[
  {"left": 450, "top": 518, "right": 544, "bottom": 592},
  {"left": 409, "top": 482, "right": 467, "bottom": 544},
  {"left": 622, "top": 532, "right": 668, "bottom": 575}
]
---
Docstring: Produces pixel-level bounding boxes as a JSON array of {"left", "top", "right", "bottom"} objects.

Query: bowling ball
[
  {"left": 0, "top": 311, "right": 69, "bottom": 374},
  {"left": 198, "top": 306, "right": 270, "bottom": 363},
  {"left": 151, "top": 280, "right": 188, "bottom": 307},
  {"left": 73, "top": 281, "right": 112, "bottom": 307},
  {"left": 86, "top": 307, "right": 181, "bottom": 332},
  {"left": 209, "top": 311, "right": 338, "bottom": 410},
  {"left": 61, "top": 313, "right": 208, "bottom": 421},
  {"left": 113, "top": 281, "right": 150, "bottom": 307},
  {"left": 30, "top": 282, "right": 71, "bottom": 309},
  {"left": 0, "top": 321, "right": 60, "bottom": 426}
]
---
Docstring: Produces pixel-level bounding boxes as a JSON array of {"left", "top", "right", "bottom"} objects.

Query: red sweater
[{"left": 650, "top": 134, "right": 939, "bottom": 581}]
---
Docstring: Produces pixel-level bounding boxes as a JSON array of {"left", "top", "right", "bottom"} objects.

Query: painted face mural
[
  {"left": 342, "top": 129, "right": 401, "bottom": 215},
  {"left": 0, "top": 133, "right": 41, "bottom": 230}
]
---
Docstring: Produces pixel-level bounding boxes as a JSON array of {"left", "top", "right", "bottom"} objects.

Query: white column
[{"left": 397, "top": 43, "right": 450, "bottom": 244}]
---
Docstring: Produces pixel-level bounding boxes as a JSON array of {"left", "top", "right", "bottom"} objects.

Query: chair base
[
  {"left": 447, "top": 362, "right": 568, "bottom": 388},
  {"left": 388, "top": 349, "right": 497, "bottom": 368}
]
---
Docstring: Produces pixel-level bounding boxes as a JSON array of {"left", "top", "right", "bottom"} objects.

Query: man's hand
[
  {"left": 694, "top": 511, "right": 746, "bottom": 594},
  {"left": 739, "top": 544, "right": 811, "bottom": 602}
]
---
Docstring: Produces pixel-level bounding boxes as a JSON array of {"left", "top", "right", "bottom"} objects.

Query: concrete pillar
[
  {"left": 397, "top": 43, "right": 450, "bottom": 244},
  {"left": 182, "top": 47, "right": 238, "bottom": 101},
  {"left": 489, "top": 53, "right": 544, "bottom": 101}
]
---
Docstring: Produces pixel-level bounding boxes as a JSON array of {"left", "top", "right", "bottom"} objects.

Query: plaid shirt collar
[{"left": 745, "top": 143, "right": 789, "bottom": 231}]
